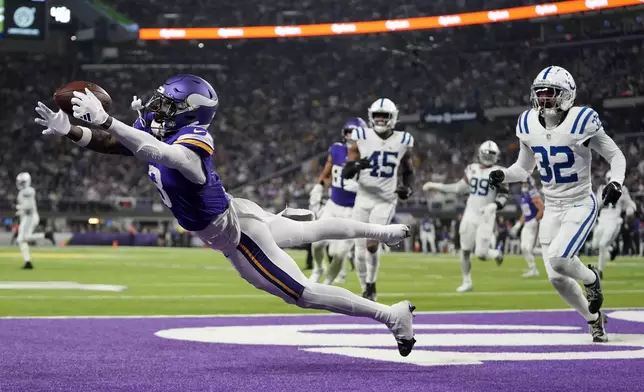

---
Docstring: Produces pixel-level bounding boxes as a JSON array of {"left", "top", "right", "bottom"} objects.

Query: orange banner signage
[{"left": 139, "top": 0, "right": 642, "bottom": 40}]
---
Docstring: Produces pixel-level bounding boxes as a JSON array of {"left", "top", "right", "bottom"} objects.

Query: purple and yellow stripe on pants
[{"left": 236, "top": 232, "right": 304, "bottom": 301}]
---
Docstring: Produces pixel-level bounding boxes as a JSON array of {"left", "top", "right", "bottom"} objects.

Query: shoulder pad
[
  {"left": 516, "top": 109, "right": 531, "bottom": 137},
  {"left": 569, "top": 106, "right": 602, "bottom": 137},
  {"left": 400, "top": 131, "right": 414, "bottom": 147},
  {"left": 174, "top": 126, "right": 214, "bottom": 156},
  {"left": 329, "top": 142, "right": 343, "bottom": 153},
  {"left": 350, "top": 127, "right": 367, "bottom": 141}
]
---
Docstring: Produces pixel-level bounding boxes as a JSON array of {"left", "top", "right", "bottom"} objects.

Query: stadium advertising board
[
  {"left": 421, "top": 107, "right": 482, "bottom": 125},
  {"left": 139, "top": 0, "right": 642, "bottom": 40}
]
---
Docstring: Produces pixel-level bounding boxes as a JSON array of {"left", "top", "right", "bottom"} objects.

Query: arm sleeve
[
  {"left": 434, "top": 179, "right": 471, "bottom": 194},
  {"left": 589, "top": 132, "right": 626, "bottom": 186},
  {"left": 106, "top": 118, "right": 206, "bottom": 184},
  {"left": 502, "top": 141, "right": 536, "bottom": 183},
  {"left": 621, "top": 188, "right": 637, "bottom": 216}
]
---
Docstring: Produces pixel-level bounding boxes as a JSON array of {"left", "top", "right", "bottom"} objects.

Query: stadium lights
[
  {"left": 139, "top": 0, "right": 642, "bottom": 40},
  {"left": 50, "top": 6, "right": 71, "bottom": 24},
  {"left": 88, "top": 217, "right": 100, "bottom": 225}
]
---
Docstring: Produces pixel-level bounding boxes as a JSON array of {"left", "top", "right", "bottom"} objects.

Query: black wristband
[{"left": 100, "top": 116, "right": 113, "bottom": 130}]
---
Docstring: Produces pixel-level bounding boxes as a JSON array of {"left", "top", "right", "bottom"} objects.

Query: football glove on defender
[
  {"left": 342, "top": 157, "right": 372, "bottom": 179},
  {"left": 396, "top": 185, "right": 413, "bottom": 200},
  {"left": 488, "top": 170, "right": 505, "bottom": 188},
  {"left": 602, "top": 182, "right": 622, "bottom": 207}
]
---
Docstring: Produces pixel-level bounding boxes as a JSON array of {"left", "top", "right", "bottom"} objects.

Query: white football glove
[
  {"left": 343, "top": 178, "right": 358, "bottom": 193},
  {"left": 480, "top": 203, "right": 498, "bottom": 215},
  {"left": 34, "top": 101, "right": 71, "bottom": 136},
  {"left": 509, "top": 221, "right": 522, "bottom": 238},
  {"left": 71, "top": 88, "right": 109, "bottom": 126},
  {"left": 309, "top": 183, "right": 324, "bottom": 212},
  {"left": 131, "top": 95, "right": 144, "bottom": 111}
]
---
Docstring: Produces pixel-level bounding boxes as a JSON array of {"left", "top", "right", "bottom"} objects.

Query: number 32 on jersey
[{"left": 532, "top": 145, "right": 578, "bottom": 184}]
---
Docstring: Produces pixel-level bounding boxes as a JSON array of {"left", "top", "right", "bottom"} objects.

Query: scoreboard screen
[{"left": 2, "top": 0, "right": 46, "bottom": 40}]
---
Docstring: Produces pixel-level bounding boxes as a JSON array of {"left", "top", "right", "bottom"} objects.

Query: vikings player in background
[
  {"left": 309, "top": 118, "right": 366, "bottom": 285},
  {"left": 509, "top": 176, "right": 544, "bottom": 278},
  {"left": 34, "top": 74, "right": 416, "bottom": 356}
]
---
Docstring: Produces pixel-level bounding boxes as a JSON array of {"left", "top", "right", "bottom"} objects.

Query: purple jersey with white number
[
  {"left": 519, "top": 188, "right": 540, "bottom": 222},
  {"left": 134, "top": 118, "right": 229, "bottom": 231},
  {"left": 329, "top": 143, "right": 356, "bottom": 207}
]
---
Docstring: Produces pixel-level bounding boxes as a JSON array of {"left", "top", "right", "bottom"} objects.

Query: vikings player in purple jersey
[
  {"left": 34, "top": 75, "right": 416, "bottom": 356},
  {"left": 509, "top": 176, "right": 544, "bottom": 277},
  {"left": 309, "top": 118, "right": 366, "bottom": 285}
]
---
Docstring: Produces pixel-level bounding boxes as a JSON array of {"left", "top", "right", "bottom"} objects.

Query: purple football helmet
[
  {"left": 144, "top": 74, "right": 219, "bottom": 138},
  {"left": 341, "top": 117, "right": 367, "bottom": 142}
]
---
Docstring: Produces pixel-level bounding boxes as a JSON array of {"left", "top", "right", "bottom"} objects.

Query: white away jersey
[
  {"left": 17, "top": 186, "right": 38, "bottom": 217},
  {"left": 596, "top": 185, "right": 637, "bottom": 221},
  {"left": 463, "top": 163, "right": 505, "bottom": 222},
  {"left": 516, "top": 106, "right": 603, "bottom": 203},
  {"left": 351, "top": 127, "right": 414, "bottom": 204}
]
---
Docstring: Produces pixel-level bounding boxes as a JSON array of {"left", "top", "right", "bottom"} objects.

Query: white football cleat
[
  {"left": 332, "top": 275, "right": 346, "bottom": 284},
  {"left": 521, "top": 268, "right": 540, "bottom": 278},
  {"left": 387, "top": 300, "right": 416, "bottom": 357},
  {"left": 385, "top": 224, "right": 410, "bottom": 247},
  {"left": 456, "top": 282, "right": 473, "bottom": 292},
  {"left": 309, "top": 267, "right": 325, "bottom": 283}
]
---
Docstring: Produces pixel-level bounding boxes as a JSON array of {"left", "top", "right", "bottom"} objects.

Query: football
[{"left": 53, "top": 81, "right": 113, "bottom": 115}]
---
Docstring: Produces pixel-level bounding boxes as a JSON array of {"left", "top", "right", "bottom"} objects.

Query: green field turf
[{"left": 0, "top": 247, "right": 643, "bottom": 316}]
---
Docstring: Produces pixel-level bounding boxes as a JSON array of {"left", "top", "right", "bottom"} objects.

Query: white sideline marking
[
  {"left": 0, "top": 307, "right": 641, "bottom": 320},
  {"left": 0, "top": 281, "right": 127, "bottom": 292},
  {"left": 1, "top": 289, "right": 643, "bottom": 301}
]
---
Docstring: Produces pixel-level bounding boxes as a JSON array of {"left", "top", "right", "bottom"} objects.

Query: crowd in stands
[{"left": 1, "top": 7, "right": 643, "bottom": 214}]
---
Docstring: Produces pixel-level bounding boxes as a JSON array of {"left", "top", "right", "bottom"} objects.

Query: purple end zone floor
[{"left": 2, "top": 310, "right": 644, "bottom": 392}]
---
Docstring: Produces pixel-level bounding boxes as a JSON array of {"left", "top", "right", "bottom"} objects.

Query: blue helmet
[
  {"left": 341, "top": 117, "right": 367, "bottom": 141},
  {"left": 144, "top": 74, "right": 219, "bottom": 137}
]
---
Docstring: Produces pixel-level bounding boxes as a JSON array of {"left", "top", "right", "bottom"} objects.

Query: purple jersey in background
[
  {"left": 329, "top": 142, "right": 356, "bottom": 207},
  {"left": 134, "top": 118, "right": 229, "bottom": 231},
  {"left": 519, "top": 188, "right": 540, "bottom": 222}
]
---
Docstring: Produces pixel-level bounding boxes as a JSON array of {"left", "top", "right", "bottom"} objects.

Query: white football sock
[
  {"left": 366, "top": 249, "right": 380, "bottom": 284},
  {"left": 298, "top": 282, "right": 392, "bottom": 325},
  {"left": 354, "top": 239, "right": 367, "bottom": 291},
  {"left": 461, "top": 250, "right": 472, "bottom": 283},
  {"left": 524, "top": 251, "right": 536, "bottom": 270},
  {"left": 311, "top": 241, "right": 326, "bottom": 271},
  {"left": 598, "top": 246, "right": 609, "bottom": 272},
  {"left": 549, "top": 276, "right": 598, "bottom": 322},
  {"left": 323, "top": 256, "right": 344, "bottom": 285},
  {"left": 18, "top": 242, "right": 31, "bottom": 262},
  {"left": 269, "top": 216, "right": 400, "bottom": 248}
]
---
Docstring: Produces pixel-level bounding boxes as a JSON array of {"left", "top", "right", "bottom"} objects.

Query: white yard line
[
  {"left": 1, "top": 307, "right": 642, "bottom": 320},
  {"left": 1, "top": 288, "right": 643, "bottom": 301}
]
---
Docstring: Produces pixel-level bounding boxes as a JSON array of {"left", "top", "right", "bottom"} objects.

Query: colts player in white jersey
[
  {"left": 309, "top": 118, "right": 365, "bottom": 284},
  {"left": 509, "top": 176, "right": 544, "bottom": 277},
  {"left": 423, "top": 141, "right": 509, "bottom": 292},
  {"left": 591, "top": 171, "right": 636, "bottom": 279},
  {"left": 489, "top": 65, "right": 626, "bottom": 342},
  {"left": 342, "top": 98, "right": 415, "bottom": 301},
  {"left": 15, "top": 172, "right": 55, "bottom": 269}
]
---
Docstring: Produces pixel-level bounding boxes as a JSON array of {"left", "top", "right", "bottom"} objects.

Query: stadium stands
[{"left": 1, "top": 6, "right": 643, "bottom": 212}]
